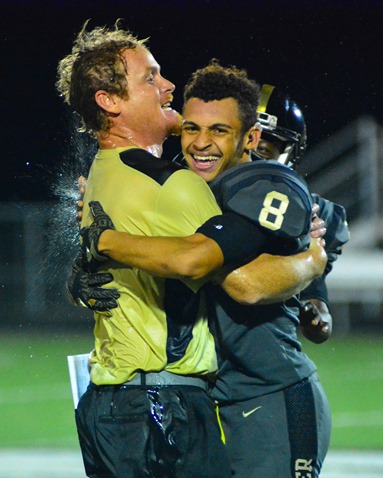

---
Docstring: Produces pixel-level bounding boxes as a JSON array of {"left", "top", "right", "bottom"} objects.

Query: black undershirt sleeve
[
  {"left": 196, "top": 212, "right": 270, "bottom": 268},
  {"left": 300, "top": 275, "right": 329, "bottom": 307}
]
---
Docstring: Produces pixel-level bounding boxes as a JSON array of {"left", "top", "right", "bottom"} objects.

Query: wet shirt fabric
[{"left": 81, "top": 147, "right": 223, "bottom": 385}]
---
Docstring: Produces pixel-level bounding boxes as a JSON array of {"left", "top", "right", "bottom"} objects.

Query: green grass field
[{"left": 0, "top": 331, "right": 382, "bottom": 450}]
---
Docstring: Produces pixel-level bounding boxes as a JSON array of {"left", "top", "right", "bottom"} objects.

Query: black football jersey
[{"left": 209, "top": 160, "right": 313, "bottom": 256}]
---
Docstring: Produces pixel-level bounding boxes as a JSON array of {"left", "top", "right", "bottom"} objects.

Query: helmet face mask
[
  {"left": 256, "top": 85, "right": 307, "bottom": 169},
  {"left": 275, "top": 143, "right": 294, "bottom": 168}
]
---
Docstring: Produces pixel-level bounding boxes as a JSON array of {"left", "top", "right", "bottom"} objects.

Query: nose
[
  {"left": 161, "top": 76, "right": 175, "bottom": 94},
  {"left": 190, "top": 129, "right": 212, "bottom": 150}
]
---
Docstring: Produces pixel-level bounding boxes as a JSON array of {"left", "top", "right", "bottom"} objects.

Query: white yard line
[
  {"left": 0, "top": 449, "right": 85, "bottom": 478},
  {"left": 321, "top": 450, "right": 383, "bottom": 478}
]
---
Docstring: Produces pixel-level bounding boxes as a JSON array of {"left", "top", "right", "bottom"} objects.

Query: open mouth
[
  {"left": 161, "top": 101, "right": 173, "bottom": 110},
  {"left": 192, "top": 155, "right": 219, "bottom": 163},
  {"left": 161, "top": 95, "right": 175, "bottom": 111},
  {"left": 189, "top": 154, "right": 220, "bottom": 172}
]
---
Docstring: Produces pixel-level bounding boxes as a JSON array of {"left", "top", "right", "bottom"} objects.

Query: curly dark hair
[
  {"left": 56, "top": 20, "right": 148, "bottom": 135},
  {"left": 183, "top": 59, "right": 261, "bottom": 134}
]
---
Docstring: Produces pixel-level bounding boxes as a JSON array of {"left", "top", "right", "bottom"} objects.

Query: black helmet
[{"left": 256, "top": 84, "right": 307, "bottom": 167}]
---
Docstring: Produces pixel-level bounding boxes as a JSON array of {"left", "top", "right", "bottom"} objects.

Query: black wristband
[{"left": 196, "top": 212, "right": 269, "bottom": 267}]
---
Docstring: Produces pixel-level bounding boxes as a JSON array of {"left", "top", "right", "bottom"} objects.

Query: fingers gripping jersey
[{"left": 209, "top": 160, "right": 313, "bottom": 256}]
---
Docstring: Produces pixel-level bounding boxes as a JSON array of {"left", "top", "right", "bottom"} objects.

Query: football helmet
[{"left": 256, "top": 84, "right": 307, "bottom": 168}]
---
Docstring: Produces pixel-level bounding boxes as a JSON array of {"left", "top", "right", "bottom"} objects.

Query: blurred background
[{"left": 1, "top": 0, "right": 382, "bottom": 476}]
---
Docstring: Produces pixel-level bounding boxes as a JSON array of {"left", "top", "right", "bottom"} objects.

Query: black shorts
[
  {"left": 218, "top": 373, "right": 331, "bottom": 478},
  {"left": 75, "top": 383, "right": 231, "bottom": 478}
]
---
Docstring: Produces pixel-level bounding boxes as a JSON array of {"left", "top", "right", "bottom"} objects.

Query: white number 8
[{"left": 258, "top": 191, "right": 289, "bottom": 231}]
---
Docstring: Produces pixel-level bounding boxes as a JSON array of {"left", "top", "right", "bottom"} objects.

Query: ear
[
  {"left": 245, "top": 124, "right": 262, "bottom": 150},
  {"left": 94, "top": 90, "right": 121, "bottom": 114}
]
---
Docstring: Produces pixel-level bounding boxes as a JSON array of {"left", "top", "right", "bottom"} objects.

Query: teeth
[
  {"left": 193, "top": 155, "right": 219, "bottom": 162},
  {"left": 162, "top": 102, "right": 171, "bottom": 109}
]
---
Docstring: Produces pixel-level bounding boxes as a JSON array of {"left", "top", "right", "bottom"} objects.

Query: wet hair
[
  {"left": 56, "top": 20, "right": 148, "bottom": 134},
  {"left": 183, "top": 59, "right": 261, "bottom": 134}
]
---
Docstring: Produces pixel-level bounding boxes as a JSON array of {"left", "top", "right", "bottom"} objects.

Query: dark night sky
[{"left": 2, "top": 0, "right": 382, "bottom": 201}]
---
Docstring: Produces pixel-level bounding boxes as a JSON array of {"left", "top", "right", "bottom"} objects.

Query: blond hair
[{"left": 56, "top": 20, "right": 148, "bottom": 134}]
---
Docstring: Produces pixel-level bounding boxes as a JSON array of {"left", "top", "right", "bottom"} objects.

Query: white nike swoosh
[{"left": 242, "top": 406, "right": 262, "bottom": 418}]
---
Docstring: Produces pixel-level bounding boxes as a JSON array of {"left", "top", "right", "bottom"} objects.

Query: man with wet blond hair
[{"left": 57, "top": 20, "right": 236, "bottom": 478}]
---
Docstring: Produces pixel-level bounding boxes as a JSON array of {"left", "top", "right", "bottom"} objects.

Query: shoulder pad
[{"left": 210, "top": 160, "right": 312, "bottom": 242}]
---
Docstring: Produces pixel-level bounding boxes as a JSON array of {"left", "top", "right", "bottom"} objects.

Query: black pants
[
  {"left": 75, "top": 384, "right": 231, "bottom": 478},
  {"left": 218, "top": 373, "right": 331, "bottom": 478}
]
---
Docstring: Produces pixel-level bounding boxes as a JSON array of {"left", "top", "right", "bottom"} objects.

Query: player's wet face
[
  {"left": 117, "top": 46, "right": 181, "bottom": 141},
  {"left": 181, "top": 98, "right": 249, "bottom": 183}
]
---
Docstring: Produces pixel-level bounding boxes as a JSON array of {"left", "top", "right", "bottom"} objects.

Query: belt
[{"left": 121, "top": 370, "right": 208, "bottom": 390}]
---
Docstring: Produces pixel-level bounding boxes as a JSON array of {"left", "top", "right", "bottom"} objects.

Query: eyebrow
[
  {"left": 148, "top": 65, "right": 160, "bottom": 75},
  {"left": 182, "top": 121, "right": 234, "bottom": 130}
]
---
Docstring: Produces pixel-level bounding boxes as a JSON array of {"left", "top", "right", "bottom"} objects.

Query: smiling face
[
  {"left": 97, "top": 45, "right": 182, "bottom": 149},
  {"left": 121, "top": 46, "right": 182, "bottom": 142},
  {"left": 181, "top": 97, "right": 259, "bottom": 182}
]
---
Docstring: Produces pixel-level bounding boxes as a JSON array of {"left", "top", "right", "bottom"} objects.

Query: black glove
[
  {"left": 67, "top": 257, "right": 120, "bottom": 311},
  {"left": 80, "top": 201, "right": 115, "bottom": 262}
]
